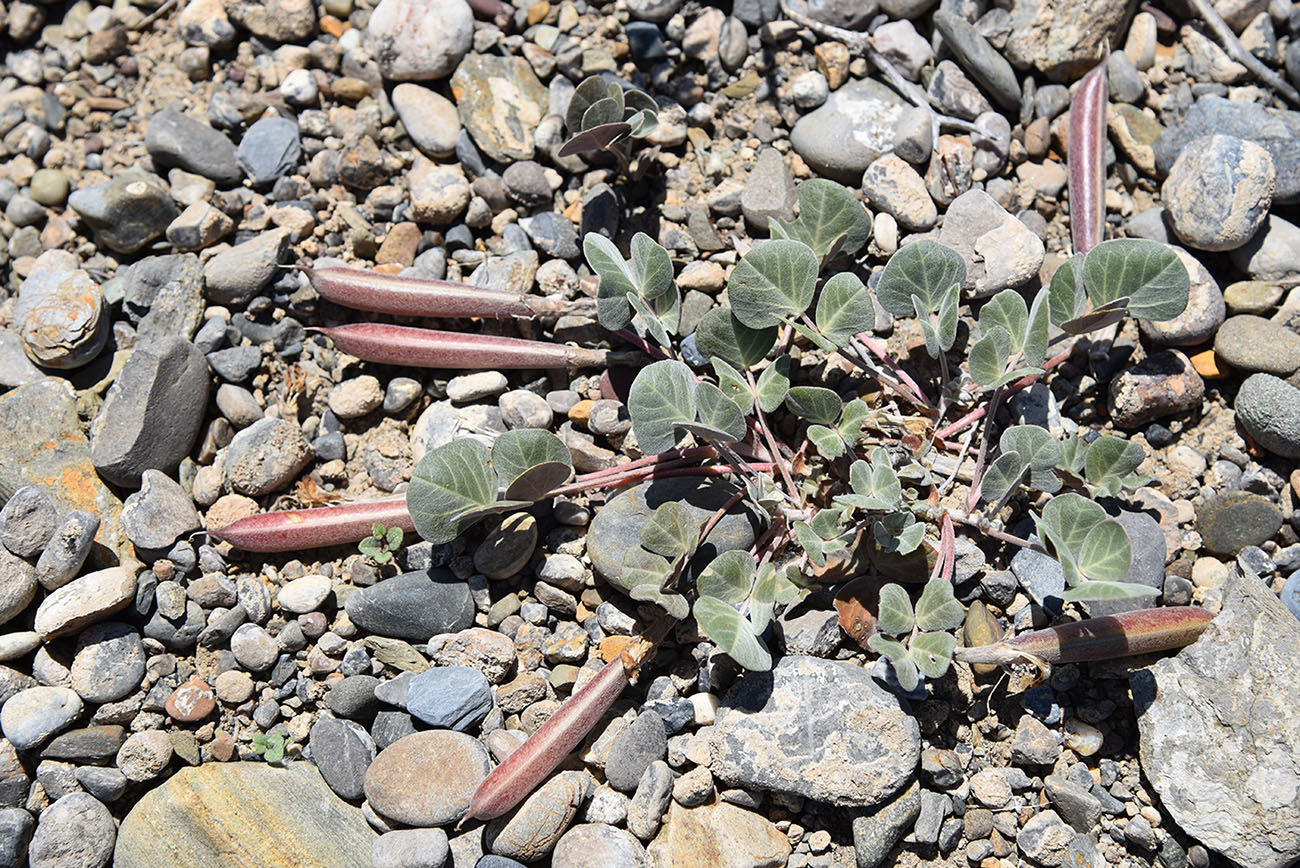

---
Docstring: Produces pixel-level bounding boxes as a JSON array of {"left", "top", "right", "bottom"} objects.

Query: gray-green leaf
[
  {"left": 876, "top": 240, "right": 966, "bottom": 317},
  {"left": 755, "top": 355, "right": 792, "bottom": 413},
  {"left": 688, "top": 382, "right": 746, "bottom": 444},
  {"left": 807, "top": 425, "right": 845, "bottom": 458},
  {"left": 1084, "top": 436, "right": 1145, "bottom": 488},
  {"left": 1081, "top": 238, "right": 1190, "bottom": 322},
  {"left": 694, "top": 596, "right": 772, "bottom": 670},
  {"left": 769, "top": 179, "right": 872, "bottom": 261},
  {"left": 407, "top": 440, "right": 498, "bottom": 544},
  {"left": 1048, "top": 256, "right": 1085, "bottom": 328},
  {"left": 697, "top": 550, "right": 755, "bottom": 603},
  {"left": 491, "top": 429, "right": 573, "bottom": 501},
  {"left": 877, "top": 583, "right": 915, "bottom": 634},
  {"left": 627, "top": 360, "right": 697, "bottom": 453},
  {"left": 640, "top": 501, "right": 699, "bottom": 561},
  {"left": 968, "top": 325, "right": 1012, "bottom": 386},
  {"left": 693, "top": 307, "right": 778, "bottom": 370},
  {"left": 1077, "top": 519, "right": 1131, "bottom": 581},
  {"left": 868, "top": 633, "right": 919, "bottom": 691},
  {"left": 711, "top": 357, "right": 754, "bottom": 413},
  {"left": 979, "top": 289, "right": 1029, "bottom": 355},
  {"left": 784, "top": 386, "right": 841, "bottom": 424},
  {"left": 728, "top": 239, "right": 820, "bottom": 329},
  {"left": 910, "top": 631, "right": 957, "bottom": 679},
  {"left": 980, "top": 450, "right": 1026, "bottom": 506},
  {"left": 1060, "top": 579, "right": 1155, "bottom": 602},
  {"left": 1038, "top": 492, "right": 1107, "bottom": 555},
  {"left": 999, "top": 425, "right": 1062, "bottom": 493},
  {"left": 815, "top": 272, "right": 874, "bottom": 347},
  {"left": 914, "top": 578, "right": 965, "bottom": 632}
]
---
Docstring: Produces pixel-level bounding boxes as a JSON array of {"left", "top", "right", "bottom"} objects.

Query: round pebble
[
  {"left": 27, "top": 792, "right": 115, "bottom": 868},
  {"left": 165, "top": 678, "right": 216, "bottom": 722},
  {"left": 116, "top": 730, "right": 174, "bottom": 782},
  {"left": 1235, "top": 373, "right": 1300, "bottom": 459},
  {"left": 363, "top": 730, "right": 491, "bottom": 826},
  {"left": 1163, "top": 135, "right": 1273, "bottom": 251},
  {"left": 329, "top": 375, "right": 384, "bottom": 419},
  {"left": 1214, "top": 315, "right": 1300, "bottom": 376},
  {"left": 277, "top": 574, "right": 332, "bottom": 614}
]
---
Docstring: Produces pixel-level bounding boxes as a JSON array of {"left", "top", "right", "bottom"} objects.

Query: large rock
[
  {"left": 450, "top": 55, "right": 549, "bottom": 163},
  {"left": 145, "top": 110, "right": 241, "bottom": 186},
  {"left": 114, "top": 763, "right": 376, "bottom": 868},
  {"left": 937, "top": 189, "right": 1044, "bottom": 297},
  {"left": 28, "top": 792, "right": 115, "bottom": 868},
  {"left": 67, "top": 172, "right": 178, "bottom": 255},
  {"left": 367, "top": 0, "right": 474, "bottom": 81},
  {"left": 1003, "top": 0, "right": 1134, "bottom": 81},
  {"left": 89, "top": 336, "right": 210, "bottom": 488},
  {"left": 790, "top": 77, "right": 907, "bottom": 184},
  {"left": 363, "top": 731, "right": 490, "bottom": 826},
  {"left": 1133, "top": 570, "right": 1300, "bottom": 868},
  {"left": 646, "top": 802, "right": 790, "bottom": 868},
  {"left": 344, "top": 569, "right": 474, "bottom": 641},
  {"left": 705, "top": 656, "right": 919, "bottom": 807}
]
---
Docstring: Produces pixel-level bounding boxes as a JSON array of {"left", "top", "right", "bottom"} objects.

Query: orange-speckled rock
[
  {"left": 114, "top": 763, "right": 375, "bottom": 868},
  {"left": 1191, "top": 348, "right": 1224, "bottom": 379},
  {"left": 14, "top": 254, "right": 108, "bottom": 370}
]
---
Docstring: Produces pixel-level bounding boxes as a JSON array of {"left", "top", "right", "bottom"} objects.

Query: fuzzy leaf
[
  {"left": 769, "top": 179, "right": 872, "bottom": 261},
  {"left": 582, "top": 97, "right": 623, "bottom": 130},
  {"left": 695, "top": 596, "right": 772, "bottom": 670},
  {"left": 838, "top": 399, "right": 869, "bottom": 442},
  {"left": 877, "top": 583, "right": 915, "bottom": 634},
  {"left": 844, "top": 456, "right": 901, "bottom": 510},
  {"left": 1023, "top": 287, "right": 1050, "bottom": 367},
  {"left": 1038, "top": 519, "right": 1084, "bottom": 588},
  {"left": 728, "top": 239, "right": 820, "bottom": 329},
  {"left": 915, "top": 578, "right": 965, "bottom": 632},
  {"left": 620, "top": 546, "right": 689, "bottom": 619},
  {"left": 749, "top": 563, "right": 778, "bottom": 633},
  {"left": 979, "top": 290, "right": 1029, "bottom": 355},
  {"left": 815, "top": 272, "right": 874, "bottom": 347},
  {"left": 794, "top": 521, "right": 827, "bottom": 568},
  {"left": 492, "top": 429, "right": 573, "bottom": 501},
  {"left": 1039, "top": 492, "right": 1107, "bottom": 555},
  {"left": 631, "top": 232, "right": 675, "bottom": 302},
  {"left": 385, "top": 526, "right": 403, "bottom": 549},
  {"left": 408, "top": 440, "right": 498, "bottom": 544},
  {"left": 980, "top": 450, "right": 1026, "bottom": 506},
  {"left": 566, "top": 76, "right": 613, "bottom": 132},
  {"left": 711, "top": 357, "right": 754, "bottom": 413},
  {"left": 627, "top": 360, "right": 697, "bottom": 453},
  {"left": 808, "top": 425, "right": 845, "bottom": 458},
  {"left": 687, "top": 382, "right": 746, "bottom": 444},
  {"left": 968, "top": 325, "right": 1012, "bottom": 386},
  {"left": 1084, "top": 436, "right": 1145, "bottom": 488},
  {"left": 1077, "top": 519, "right": 1131, "bottom": 581},
  {"left": 1060, "top": 579, "right": 1155, "bottom": 601},
  {"left": 784, "top": 386, "right": 841, "bottom": 424},
  {"left": 1061, "top": 296, "right": 1129, "bottom": 336},
  {"left": 623, "top": 88, "right": 657, "bottom": 116},
  {"left": 936, "top": 281, "right": 960, "bottom": 353},
  {"left": 876, "top": 240, "right": 966, "bottom": 317},
  {"left": 558, "top": 122, "right": 631, "bottom": 157},
  {"left": 790, "top": 319, "right": 839, "bottom": 353},
  {"left": 1048, "top": 256, "right": 1086, "bottom": 327},
  {"left": 697, "top": 550, "right": 756, "bottom": 603},
  {"left": 626, "top": 108, "right": 658, "bottom": 137},
  {"left": 694, "top": 307, "right": 778, "bottom": 370},
  {"left": 584, "top": 234, "right": 635, "bottom": 329},
  {"left": 874, "top": 512, "right": 925, "bottom": 554},
  {"left": 755, "top": 355, "right": 792, "bottom": 413},
  {"left": 1081, "top": 238, "right": 1190, "bottom": 321},
  {"left": 640, "top": 501, "right": 699, "bottom": 561},
  {"left": 999, "top": 425, "right": 1062, "bottom": 493},
  {"left": 910, "top": 631, "right": 957, "bottom": 678},
  {"left": 868, "top": 633, "right": 919, "bottom": 691}
]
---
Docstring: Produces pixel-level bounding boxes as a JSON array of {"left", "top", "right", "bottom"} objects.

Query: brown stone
[
  {"left": 165, "top": 678, "right": 217, "bottom": 723},
  {"left": 1107, "top": 349, "right": 1205, "bottom": 428},
  {"left": 647, "top": 802, "right": 791, "bottom": 868},
  {"left": 363, "top": 731, "right": 490, "bottom": 826},
  {"left": 375, "top": 221, "right": 421, "bottom": 267}
]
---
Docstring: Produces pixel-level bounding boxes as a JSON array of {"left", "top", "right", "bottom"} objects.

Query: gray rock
[
  {"left": 1043, "top": 775, "right": 1102, "bottom": 832},
  {"left": 405, "top": 666, "right": 492, "bottom": 731},
  {"left": 120, "top": 254, "right": 206, "bottom": 346},
  {"left": 0, "top": 546, "right": 38, "bottom": 630},
  {"left": 1236, "top": 373, "right": 1300, "bottom": 459},
  {"left": 206, "top": 346, "right": 261, "bottom": 383},
  {"left": 67, "top": 172, "right": 178, "bottom": 254},
  {"left": 913, "top": 790, "right": 950, "bottom": 844},
  {"left": 229, "top": 622, "right": 277, "bottom": 671},
  {"left": 0, "top": 807, "right": 34, "bottom": 867},
  {"left": 851, "top": 780, "right": 920, "bottom": 868},
  {"left": 933, "top": 10, "right": 1019, "bottom": 111},
  {"left": 28, "top": 792, "right": 114, "bottom": 868},
  {"left": 89, "top": 336, "right": 210, "bottom": 488},
  {"left": 69, "top": 622, "right": 144, "bottom": 704},
  {"left": 1017, "top": 809, "right": 1074, "bottom": 865},
  {"left": 223, "top": 417, "right": 312, "bottom": 496},
  {"left": 520, "top": 212, "right": 578, "bottom": 259},
  {"left": 1134, "top": 569, "right": 1300, "bottom": 868},
  {"left": 0, "top": 330, "right": 42, "bottom": 388},
  {"left": 203, "top": 227, "right": 291, "bottom": 306},
  {"left": 344, "top": 570, "right": 474, "bottom": 641},
  {"left": 783, "top": 0, "right": 874, "bottom": 29},
  {"left": 740, "top": 147, "right": 795, "bottom": 233},
  {"left": 1107, "top": 49, "right": 1145, "bottom": 103},
  {"left": 310, "top": 717, "right": 376, "bottom": 801},
  {"left": 485, "top": 770, "right": 590, "bottom": 861},
  {"left": 938, "top": 189, "right": 1044, "bottom": 297},
  {"left": 1163, "top": 135, "right": 1274, "bottom": 252},
  {"left": 790, "top": 78, "right": 907, "bottom": 184},
  {"left": 707, "top": 656, "right": 919, "bottom": 807},
  {"left": 372, "top": 711, "right": 417, "bottom": 750},
  {"left": 0, "top": 686, "right": 82, "bottom": 750},
  {"left": 75, "top": 767, "right": 127, "bottom": 803},
  {"left": 0, "top": 665, "right": 36, "bottom": 707},
  {"left": 121, "top": 470, "right": 200, "bottom": 551},
  {"left": 371, "top": 829, "right": 450, "bottom": 868},
  {"left": 366, "top": 0, "right": 473, "bottom": 80},
  {"left": 1216, "top": 314, "right": 1300, "bottom": 376},
  {"left": 237, "top": 117, "right": 301, "bottom": 186},
  {"left": 1003, "top": 0, "right": 1133, "bottom": 81},
  {"left": 13, "top": 253, "right": 109, "bottom": 370},
  {"left": 928, "top": 60, "right": 993, "bottom": 122},
  {"left": 551, "top": 824, "right": 648, "bottom": 868},
  {"left": 862, "top": 154, "right": 934, "bottom": 230},
  {"left": 145, "top": 110, "right": 241, "bottom": 186},
  {"left": 1197, "top": 491, "right": 1283, "bottom": 557},
  {"left": 1231, "top": 214, "right": 1300, "bottom": 281},
  {"left": 1139, "top": 247, "right": 1224, "bottom": 346},
  {"left": 0, "top": 485, "right": 56, "bottom": 557},
  {"left": 587, "top": 478, "right": 764, "bottom": 589},
  {"left": 1011, "top": 543, "right": 1065, "bottom": 610},
  {"left": 327, "top": 675, "right": 382, "bottom": 721},
  {"left": 43, "top": 726, "right": 128, "bottom": 764},
  {"left": 606, "top": 711, "right": 668, "bottom": 794},
  {"left": 391, "top": 83, "right": 460, "bottom": 157}
]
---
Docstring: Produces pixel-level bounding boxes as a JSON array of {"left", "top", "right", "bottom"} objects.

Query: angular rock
[
  {"left": 740, "top": 147, "right": 795, "bottom": 233},
  {"left": 121, "top": 470, "right": 201, "bottom": 551},
  {"left": 145, "top": 110, "right": 241, "bottom": 186},
  {"left": 1107, "top": 349, "right": 1204, "bottom": 428},
  {"left": 67, "top": 172, "right": 178, "bottom": 255},
  {"left": 450, "top": 55, "right": 548, "bottom": 163},
  {"left": 647, "top": 801, "right": 790, "bottom": 868},
  {"left": 606, "top": 711, "right": 668, "bottom": 793},
  {"left": 114, "top": 763, "right": 376, "bottom": 868},
  {"left": 1004, "top": 0, "right": 1132, "bottom": 81},
  {"left": 227, "top": 0, "right": 316, "bottom": 42},
  {"left": 1230, "top": 214, "right": 1300, "bottom": 281},
  {"left": 121, "top": 254, "right": 206, "bottom": 345},
  {"left": 203, "top": 228, "right": 292, "bottom": 306},
  {"left": 937, "top": 189, "right": 1044, "bottom": 297},
  {"left": 405, "top": 666, "right": 492, "bottom": 731},
  {"left": 0, "top": 547, "right": 37, "bottom": 630},
  {"left": 706, "top": 656, "right": 919, "bottom": 807},
  {"left": 223, "top": 417, "right": 313, "bottom": 496}
]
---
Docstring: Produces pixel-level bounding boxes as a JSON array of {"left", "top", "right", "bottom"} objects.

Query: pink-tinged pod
[
  {"left": 313, "top": 324, "right": 638, "bottom": 369},
  {"left": 466, "top": 655, "right": 631, "bottom": 821},
  {"left": 210, "top": 495, "right": 412, "bottom": 552},
  {"left": 304, "top": 267, "right": 536, "bottom": 319},
  {"left": 1067, "top": 58, "right": 1109, "bottom": 255},
  {"left": 955, "top": 606, "right": 1214, "bottom": 666}
]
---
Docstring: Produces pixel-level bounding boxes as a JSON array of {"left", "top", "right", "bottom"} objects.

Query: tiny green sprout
[
  {"left": 251, "top": 731, "right": 286, "bottom": 764},
  {"left": 358, "top": 521, "right": 404, "bottom": 565}
]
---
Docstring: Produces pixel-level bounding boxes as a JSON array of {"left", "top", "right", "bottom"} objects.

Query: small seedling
[
  {"left": 559, "top": 75, "right": 659, "bottom": 171},
  {"left": 358, "top": 522, "right": 403, "bottom": 565},
  {"left": 251, "top": 732, "right": 286, "bottom": 764}
]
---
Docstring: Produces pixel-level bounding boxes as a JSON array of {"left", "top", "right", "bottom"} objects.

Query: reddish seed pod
[
  {"left": 313, "top": 324, "right": 637, "bottom": 370},
  {"left": 210, "top": 495, "right": 412, "bottom": 552},
  {"left": 1067, "top": 58, "right": 1109, "bottom": 256},
  {"left": 466, "top": 656, "right": 630, "bottom": 821},
  {"left": 955, "top": 606, "right": 1214, "bottom": 666},
  {"left": 304, "top": 267, "right": 536, "bottom": 319}
]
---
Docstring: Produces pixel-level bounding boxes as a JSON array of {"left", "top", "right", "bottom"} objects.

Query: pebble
[
  {"left": 0, "top": 485, "right": 56, "bottom": 558},
  {"left": 1235, "top": 373, "right": 1300, "bottom": 459},
  {"left": 938, "top": 189, "right": 1045, "bottom": 297},
  {"left": 34, "top": 566, "right": 135, "bottom": 640},
  {"left": 450, "top": 55, "right": 549, "bottom": 163},
  {"left": 406, "top": 666, "right": 492, "bottom": 730},
  {"left": 89, "top": 335, "right": 210, "bottom": 487},
  {"left": 408, "top": 157, "right": 471, "bottom": 225},
  {"left": 1139, "top": 247, "right": 1224, "bottom": 346},
  {"left": 383, "top": 378, "right": 423, "bottom": 415},
  {"left": 69, "top": 622, "right": 144, "bottom": 704},
  {"left": 216, "top": 385, "right": 263, "bottom": 428},
  {"left": 277, "top": 574, "right": 332, "bottom": 614},
  {"left": 145, "top": 109, "right": 241, "bottom": 186},
  {"left": 499, "top": 390, "right": 553, "bottom": 430},
  {"left": 606, "top": 710, "right": 668, "bottom": 793},
  {"left": 1010, "top": 715, "right": 1060, "bottom": 766},
  {"left": 852, "top": 781, "right": 920, "bottom": 868},
  {"left": 789, "top": 71, "right": 829, "bottom": 109},
  {"left": 0, "top": 631, "right": 40, "bottom": 662},
  {"left": 14, "top": 253, "right": 108, "bottom": 370},
  {"left": 933, "top": 9, "right": 1020, "bottom": 110},
  {"left": 328, "top": 675, "right": 382, "bottom": 720},
  {"left": 203, "top": 227, "right": 292, "bottom": 306},
  {"left": 790, "top": 77, "right": 907, "bottom": 184},
  {"left": 372, "top": 829, "right": 450, "bottom": 868},
  {"left": 1281, "top": 572, "right": 1300, "bottom": 621},
  {"left": 1197, "top": 491, "right": 1283, "bottom": 556},
  {"left": 67, "top": 172, "right": 178, "bottom": 255},
  {"left": 862, "top": 154, "right": 935, "bottom": 230},
  {"left": 213, "top": 669, "right": 254, "bottom": 704},
  {"left": 236, "top": 117, "right": 301, "bottom": 187},
  {"left": 223, "top": 417, "right": 313, "bottom": 496},
  {"left": 366, "top": 0, "right": 473, "bottom": 80},
  {"left": 486, "top": 770, "right": 590, "bottom": 861},
  {"left": 364, "top": 730, "right": 490, "bottom": 826},
  {"left": 207, "top": 346, "right": 262, "bottom": 383},
  {"left": 27, "top": 792, "right": 115, "bottom": 868},
  {"left": 1214, "top": 315, "right": 1300, "bottom": 375},
  {"left": 521, "top": 212, "right": 579, "bottom": 259},
  {"left": 0, "top": 686, "right": 82, "bottom": 750},
  {"left": 392, "top": 83, "right": 461, "bottom": 158},
  {"left": 1230, "top": 214, "right": 1300, "bottom": 281},
  {"left": 122, "top": 253, "right": 207, "bottom": 345},
  {"left": 626, "top": 761, "right": 673, "bottom": 840},
  {"left": 116, "top": 730, "right": 174, "bottom": 782},
  {"left": 1017, "top": 809, "right": 1074, "bottom": 865},
  {"left": 738, "top": 147, "right": 796, "bottom": 233},
  {"left": 121, "top": 470, "right": 202, "bottom": 551},
  {"left": 1163, "top": 135, "right": 1274, "bottom": 251},
  {"left": 230, "top": 622, "right": 278, "bottom": 671},
  {"left": 345, "top": 569, "right": 475, "bottom": 640},
  {"left": 1223, "top": 280, "right": 1283, "bottom": 315},
  {"left": 648, "top": 801, "right": 789, "bottom": 866},
  {"left": 165, "top": 678, "right": 216, "bottom": 722},
  {"left": 310, "top": 717, "right": 376, "bottom": 801},
  {"left": 551, "top": 824, "right": 649, "bottom": 868},
  {"left": 447, "top": 371, "right": 509, "bottom": 403},
  {"left": 1107, "top": 349, "right": 1205, "bottom": 428}
]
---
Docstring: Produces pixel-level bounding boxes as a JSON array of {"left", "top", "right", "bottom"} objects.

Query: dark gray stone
[
  {"left": 310, "top": 717, "right": 376, "bottom": 801},
  {"left": 783, "top": 0, "right": 873, "bottom": 29},
  {"left": 89, "top": 336, "right": 209, "bottom": 488},
  {"left": 0, "top": 807, "right": 34, "bottom": 868},
  {"left": 0, "top": 486, "right": 56, "bottom": 557},
  {"left": 933, "top": 10, "right": 1019, "bottom": 111},
  {"left": 69, "top": 622, "right": 145, "bottom": 704},
  {"left": 851, "top": 780, "right": 920, "bottom": 868},
  {"left": 67, "top": 171, "right": 179, "bottom": 255},
  {"left": 1011, "top": 543, "right": 1065, "bottom": 612},
  {"left": 740, "top": 147, "right": 796, "bottom": 233},
  {"left": 121, "top": 470, "right": 201, "bottom": 551},
  {"left": 121, "top": 254, "right": 206, "bottom": 346},
  {"left": 42, "top": 726, "right": 126, "bottom": 763},
  {"left": 75, "top": 766, "right": 128, "bottom": 802},
  {"left": 371, "top": 711, "right": 416, "bottom": 751},
  {"left": 406, "top": 666, "right": 492, "bottom": 731},
  {"left": 521, "top": 212, "right": 579, "bottom": 259},
  {"left": 606, "top": 710, "right": 667, "bottom": 794},
  {"left": 343, "top": 570, "right": 476, "bottom": 641},
  {"left": 327, "top": 675, "right": 382, "bottom": 721},
  {"left": 206, "top": 346, "right": 262, "bottom": 383},
  {"left": 0, "top": 545, "right": 38, "bottom": 630},
  {"left": 145, "top": 109, "right": 241, "bottom": 185},
  {"left": 222, "top": 417, "right": 312, "bottom": 497},
  {"left": 1043, "top": 775, "right": 1102, "bottom": 833},
  {"left": 237, "top": 116, "right": 302, "bottom": 186},
  {"left": 1196, "top": 491, "right": 1283, "bottom": 556}
]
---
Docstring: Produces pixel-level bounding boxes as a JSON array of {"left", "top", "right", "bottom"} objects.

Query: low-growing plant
[
  {"left": 251, "top": 731, "right": 286, "bottom": 764},
  {"left": 558, "top": 75, "right": 659, "bottom": 170},
  {"left": 358, "top": 521, "right": 403, "bottom": 565}
]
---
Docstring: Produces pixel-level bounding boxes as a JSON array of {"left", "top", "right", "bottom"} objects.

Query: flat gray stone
[
  {"left": 121, "top": 469, "right": 201, "bottom": 551},
  {"left": 28, "top": 792, "right": 114, "bottom": 868},
  {"left": 790, "top": 78, "right": 907, "bottom": 184},
  {"left": 344, "top": 570, "right": 476, "bottom": 641},
  {"left": 145, "top": 110, "right": 241, "bottom": 186}
]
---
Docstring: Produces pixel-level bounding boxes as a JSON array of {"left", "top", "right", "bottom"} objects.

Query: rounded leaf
[
  {"left": 627, "top": 360, "right": 697, "bottom": 454},
  {"left": 877, "top": 240, "right": 966, "bottom": 317},
  {"left": 877, "top": 583, "right": 915, "bottom": 635},
  {"left": 784, "top": 386, "right": 841, "bottom": 424},
  {"left": 492, "top": 429, "right": 573, "bottom": 500},
  {"left": 915, "top": 578, "right": 965, "bottom": 632},
  {"left": 728, "top": 239, "right": 819, "bottom": 329},
  {"left": 694, "top": 307, "right": 778, "bottom": 370},
  {"left": 408, "top": 440, "right": 498, "bottom": 544},
  {"left": 815, "top": 272, "right": 874, "bottom": 347},
  {"left": 695, "top": 596, "right": 772, "bottom": 671},
  {"left": 698, "top": 550, "right": 756, "bottom": 603},
  {"left": 1081, "top": 238, "right": 1190, "bottom": 321}
]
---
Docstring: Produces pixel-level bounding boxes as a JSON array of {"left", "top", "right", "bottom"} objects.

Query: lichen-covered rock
[
  {"left": 1162, "top": 135, "right": 1274, "bottom": 252},
  {"left": 450, "top": 55, "right": 549, "bottom": 163},
  {"left": 1134, "top": 570, "right": 1300, "bottom": 868},
  {"left": 367, "top": 0, "right": 473, "bottom": 81},
  {"left": 14, "top": 251, "right": 108, "bottom": 370}
]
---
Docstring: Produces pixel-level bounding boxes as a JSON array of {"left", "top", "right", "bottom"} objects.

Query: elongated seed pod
[
  {"left": 210, "top": 495, "right": 412, "bottom": 552},
  {"left": 1067, "top": 58, "right": 1108, "bottom": 256},
  {"left": 305, "top": 267, "right": 536, "bottom": 319},
  {"left": 954, "top": 606, "right": 1214, "bottom": 666},
  {"left": 313, "top": 324, "right": 636, "bottom": 370},
  {"left": 467, "top": 655, "right": 630, "bottom": 821}
]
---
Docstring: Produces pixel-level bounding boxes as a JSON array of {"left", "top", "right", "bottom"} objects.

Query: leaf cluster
[
  {"left": 867, "top": 578, "right": 966, "bottom": 692},
  {"left": 560, "top": 76, "right": 659, "bottom": 159},
  {"left": 251, "top": 731, "right": 286, "bottom": 764},
  {"left": 358, "top": 522, "right": 403, "bottom": 564}
]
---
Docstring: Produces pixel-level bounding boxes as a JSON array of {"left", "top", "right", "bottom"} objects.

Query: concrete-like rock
[
  {"left": 937, "top": 189, "right": 1044, "bottom": 297},
  {"left": 1235, "top": 373, "right": 1300, "bottom": 459},
  {"left": 367, "top": 0, "right": 473, "bottom": 81}
]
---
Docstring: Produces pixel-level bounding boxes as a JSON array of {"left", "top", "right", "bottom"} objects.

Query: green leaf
[
  {"left": 1038, "top": 492, "right": 1107, "bottom": 554},
  {"left": 936, "top": 281, "right": 960, "bottom": 353},
  {"left": 623, "top": 88, "right": 656, "bottom": 116},
  {"left": 874, "top": 512, "right": 925, "bottom": 554},
  {"left": 558, "top": 123, "right": 630, "bottom": 158},
  {"left": 584, "top": 233, "right": 636, "bottom": 330},
  {"left": 807, "top": 425, "right": 845, "bottom": 458},
  {"left": 1058, "top": 434, "right": 1087, "bottom": 475},
  {"left": 1060, "top": 580, "right": 1156, "bottom": 602},
  {"left": 619, "top": 546, "right": 689, "bottom": 619},
  {"left": 1037, "top": 518, "right": 1084, "bottom": 588},
  {"left": 627, "top": 291, "right": 671, "bottom": 349},
  {"left": 641, "top": 501, "right": 699, "bottom": 561},
  {"left": 728, "top": 239, "right": 820, "bottom": 329},
  {"left": 626, "top": 108, "right": 658, "bottom": 138},
  {"left": 492, "top": 429, "right": 573, "bottom": 501},
  {"left": 876, "top": 583, "right": 915, "bottom": 634},
  {"left": 1077, "top": 519, "right": 1131, "bottom": 581},
  {"left": 838, "top": 399, "right": 869, "bottom": 443},
  {"left": 914, "top": 295, "right": 942, "bottom": 359},
  {"left": 694, "top": 307, "right": 777, "bottom": 370},
  {"left": 910, "top": 631, "right": 957, "bottom": 679},
  {"left": 815, "top": 272, "right": 874, "bottom": 347},
  {"left": 755, "top": 355, "right": 792, "bottom": 413},
  {"left": 1084, "top": 436, "right": 1145, "bottom": 488},
  {"left": 262, "top": 733, "right": 286, "bottom": 764},
  {"left": 809, "top": 507, "right": 845, "bottom": 540},
  {"left": 789, "top": 319, "right": 839, "bottom": 353},
  {"left": 694, "top": 596, "right": 772, "bottom": 670},
  {"left": 843, "top": 455, "right": 901, "bottom": 510},
  {"left": 749, "top": 563, "right": 778, "bottom": 634},
  {"left": 980, "top": 450, "right": 1026, "bottom": 506},
  {"left": 1048, "top": 256, "right": 1086, "bottom": 327},
  {"left": 566, "top": 75, "right": 612, "bottom": 133},
  {"left": 582, "top": 97, "right": 623, "bottom": 131},
  {"left": 688, "top": 382, "right": 746, "bottom": 443},
  {"left": 1023, "top": 287, "right": 1050, "bottom": 368},
  {"left": 631, "top": 232, "right": 675, "bottom": 302},
  {"left": 868, "top": 633, "right": 919, "bottom": 691},
  {"left": 999, "top": 425, "right": 1062, "bottom": 493},
  {"left": 1081, "top": 238, "right": 1190, "bottom": 321},
  {"left": 711, "top": 357, "right": 754, "bottom": 413},
  {"left": 769, "top": 179, "right": 872, "bottom": 261},
  {"left": 794, "top": 521, "right": 827, "bottom": 568},
  {"left": 385, "top": 526, "right": 403, "bottom": 549},
  {"left": 968, "top": 325, "right": 1012, "bottom": 386},
  {"left": 979, "top": 290, "right": 1029, "bottom": 355},
  {"left": 915, "top": 578, "right": 965, "bottom": 632},
  {"left": 627, "top": 360, "right": 697, "bottom": 453},
  {"left": 1060, "top": 295, "right": 1129, "bottom": 336},
  {"left": 407, "top": 440, "right": 498, "bottom": 544},
  {"left": 697, "top": 550, "right": 755, "bottom": 603},
  {"left": 358, "top": 537, "right": 381, "bottom": 558},
  {"left": 784, "top": 386, "right": 841, "bottom": 424},
  {"left": 876, "top": 240, "right": 966, "bottom": 317}
]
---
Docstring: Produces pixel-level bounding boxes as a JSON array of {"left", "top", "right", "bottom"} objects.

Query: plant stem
[
  {"left": 853, "top": 333, "right": 937, "bottom": 409},
  {"left": 966, "top": 385, "right": 1005, "bottom": 511},
  {"left": 1186, "top": 0, "right": 1300, "bottom": 106},
  {"left": 615, "top": 328, "right": 671, "bottom": 361},
  {"left": 573, "top": 447, "right": 718, "bottom": 485},
  {"left": 948, "top": 511, "right": 1047, "bottom": 554},
  {"left": 745, "top": 370, "right": 802, "bottom": 506},
  {"left": 546, "top": 463, "right": 773, "bottom": 498},
  {"left": 935, "top": 346, "right": 1072, "bottom": 440}
]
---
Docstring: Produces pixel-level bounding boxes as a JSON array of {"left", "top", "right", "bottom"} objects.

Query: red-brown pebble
[
  {"left": 166, "top": 678, "right": 216, "bottom": 722},
  {"left": 209, "top": 731, "right": 236, "bottom": 762}
]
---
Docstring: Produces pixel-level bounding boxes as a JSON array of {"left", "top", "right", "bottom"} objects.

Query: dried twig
[{"left": 1186, "top": 0, "right": 1300, "bottom": 107}]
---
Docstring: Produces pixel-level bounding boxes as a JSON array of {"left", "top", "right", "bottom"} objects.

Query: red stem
[
  {"left": 935, "top": 346, "right": 1072, "bottom": 440},
  {"left": 210, "top": 495, "right": 412, "bottom": 552}
]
